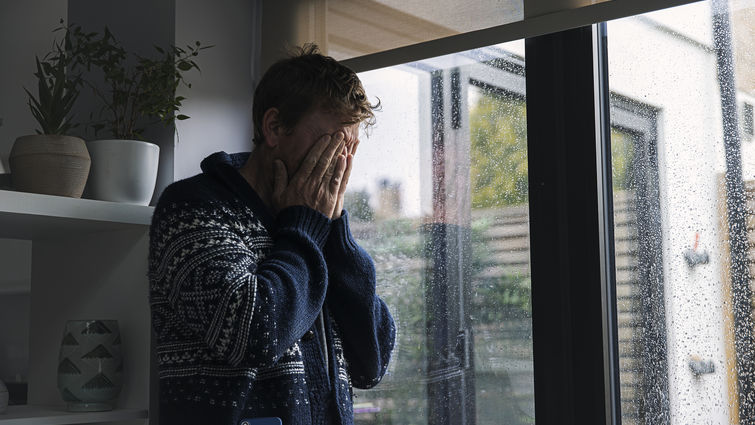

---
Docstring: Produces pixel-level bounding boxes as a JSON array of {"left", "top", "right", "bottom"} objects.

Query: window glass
[
  {"left": 607, "top": 0, "right": 755, "bottom": 423},
  {"left": 349, "top": 40, "right": 535, "bottom": 424}
]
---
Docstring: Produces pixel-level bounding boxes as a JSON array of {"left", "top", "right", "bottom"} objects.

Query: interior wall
[
  {"left": 0, "top": 239, "right": 32, "bottom": 385},
  {"left": 0, "top": 0, "right": 68, "bottom": 171},
  {"left": 0, "top": 0, "right": 58, "bottom": 393},
  {"left": 67, "top": 0, "right": 176, "bottom": 204},
  {"left": 173, "top": 0, "right": 260, "bottom": 180}
]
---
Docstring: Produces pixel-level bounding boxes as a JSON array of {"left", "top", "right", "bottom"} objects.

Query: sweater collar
[{"left": 200, "top": 151, "right": 276, "bottom": 232}]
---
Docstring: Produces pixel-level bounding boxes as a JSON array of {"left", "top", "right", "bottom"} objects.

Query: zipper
[{"left": 317, "top": 310, "right": 329, "bottom": 382}]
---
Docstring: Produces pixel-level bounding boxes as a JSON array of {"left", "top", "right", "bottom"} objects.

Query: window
[
  {"left": 327, "top": 0, "right": 755, "bottom": 423},
  {"left": 347, "top": 41, "right": 534, "bottom": 424},
  {"left": 606, "top": 0, "right": 755, "bottom": 422}
]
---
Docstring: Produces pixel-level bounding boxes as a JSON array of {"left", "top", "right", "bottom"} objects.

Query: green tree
[
  {"left": 611, "top": 128, "right": 636, "bottom": 191},
  {"left": 469, "top": 91, "right": 528, "bottom": 208},
  {"left": 344, "top": 189, "right": 375, "bottom": 222}
]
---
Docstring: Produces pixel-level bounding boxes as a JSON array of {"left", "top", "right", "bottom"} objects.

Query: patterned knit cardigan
[{"left": 148, "top": 152, "right": 396, "bottom": 425}]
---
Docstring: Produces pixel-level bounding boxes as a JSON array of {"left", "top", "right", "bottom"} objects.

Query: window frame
[{"left": 523, "top": 25, "right": 618, "bottom": 425}]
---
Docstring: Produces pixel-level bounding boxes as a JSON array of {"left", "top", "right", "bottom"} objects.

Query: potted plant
[
  {"left": 9, "top": 38, "right": 90, "bottom": 198},
  {"left": 66, "top": 24, "right": 209, "bottom": 205}
]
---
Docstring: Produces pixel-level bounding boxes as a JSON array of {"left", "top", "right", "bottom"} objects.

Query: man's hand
[
  {"left": 332, "top": 136, "right": 359, "bottom": 219},
  {"left": 272, "top": 133, "right": 347, "bottom": 217}
]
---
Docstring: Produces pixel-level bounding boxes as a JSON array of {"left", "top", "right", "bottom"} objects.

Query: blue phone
[{"left": 239, "top": 418, "right": 282, "bottom": 425}]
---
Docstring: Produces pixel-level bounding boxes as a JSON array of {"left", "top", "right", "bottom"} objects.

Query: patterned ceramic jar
[{"left": 57, "top": 320, "right": 123, "bottom": 411}]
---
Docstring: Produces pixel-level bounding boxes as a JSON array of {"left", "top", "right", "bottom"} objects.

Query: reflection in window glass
[
  {"left": 607, "top": 0, "right": 755, "bottom": 423},
  {"left": 347, "top": 41, "right": 534, "bottom": 424}
]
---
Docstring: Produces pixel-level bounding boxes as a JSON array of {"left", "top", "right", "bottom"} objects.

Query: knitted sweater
[{"left": 148, "top": 151, "right": 396, "bottom": 425}]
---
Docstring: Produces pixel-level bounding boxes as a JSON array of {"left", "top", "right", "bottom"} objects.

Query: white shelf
[
  {"left": 0, "top": 405, "right": 148, "bottom": 425},
  {"left": 0, "top": 190, "right": 154, "bottom": 240}
]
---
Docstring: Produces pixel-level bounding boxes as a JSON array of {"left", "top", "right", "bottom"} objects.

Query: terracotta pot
[{"left": 9, "top": 135, "right": 91, "bottom": 198}]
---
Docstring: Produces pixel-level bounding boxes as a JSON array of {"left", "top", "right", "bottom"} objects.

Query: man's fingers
[
  {"left": 272, "top": 160, "right": 287, "bottom": 204},
  {"left": 339, "top": 153, "right": 354, "bottom": 197},
  {"left": 330, "top": 154, "right": 347, "bottom": 191},
  {"left": 337, "top": 138, "right": 358, "bottom": 197},
  {"left": 311, "top": 132, "right": 345, "bottom": 182},
  {"left": 296, "top": 134, "right": 334, "bottom": 179}
]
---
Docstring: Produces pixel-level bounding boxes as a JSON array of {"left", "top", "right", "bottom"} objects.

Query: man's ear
[{"left": 261, "top": 108, "right": 283, "bottom": 148}]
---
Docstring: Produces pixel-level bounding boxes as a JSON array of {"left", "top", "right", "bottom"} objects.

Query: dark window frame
[{"left": 525, "top": 24, "right": 618, "bottom": 425}]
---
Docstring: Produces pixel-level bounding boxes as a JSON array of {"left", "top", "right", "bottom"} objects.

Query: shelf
[
  {"left": 0, "top": 405, "right": 148, "bottom": 425},
  {"left": 0, "top": 190, "right": 154, "bottom": 240}
]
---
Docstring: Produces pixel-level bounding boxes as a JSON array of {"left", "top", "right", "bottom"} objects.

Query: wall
[
  {"left": 67, "top": 0, "right": 176, "bottom": 204},
  {"left": 0, "top": 239, "right": 32, "bottom": 386},
  {"left": 0, "top": 0, "right": 62, "bottom": 395},
  {"left": 0, "top": 0, "right": 68, "bottom": 169},
  {"left": 173, "top": 0, "right": 260, "bottom": 180}
]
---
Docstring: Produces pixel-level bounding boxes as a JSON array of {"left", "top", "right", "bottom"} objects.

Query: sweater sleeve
[
  {"left": 324, "top": 210, "right": 396, "bottom": 389},
  {"left": 149, "top": 198, "right": 331, "bottom": 368}
]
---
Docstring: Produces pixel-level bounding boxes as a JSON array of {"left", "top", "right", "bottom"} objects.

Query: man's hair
[{"left": 252, "top": 44, "right": 378, "bottom": 145}]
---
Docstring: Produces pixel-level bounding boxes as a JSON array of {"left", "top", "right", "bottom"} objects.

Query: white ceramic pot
[
  {"left": 0, "top": 378, "right": 8, "bottom": 413},
  {"left": 86, "top": 139, "right": 159, "bottom": 205}
]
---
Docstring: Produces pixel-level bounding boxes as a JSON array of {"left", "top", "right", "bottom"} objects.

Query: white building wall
[{"left": 608, "top": 2, "right": 739, "bottom": 423}]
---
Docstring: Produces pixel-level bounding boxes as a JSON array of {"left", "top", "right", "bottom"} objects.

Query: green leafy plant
[
  {"left": 24, "top": 41, "right": 81, "bottom": 135},
  {"left": 62, "top": 22, "right": 211, "bottom": 140}
]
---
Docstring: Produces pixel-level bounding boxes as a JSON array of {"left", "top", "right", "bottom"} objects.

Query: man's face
[{"left": 276, "top": 108, "right": 359, "bottom": 176}]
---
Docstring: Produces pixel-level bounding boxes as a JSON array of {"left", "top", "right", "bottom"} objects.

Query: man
[{"left": 149, "top": 45, "right": 396, "bottom": 425}]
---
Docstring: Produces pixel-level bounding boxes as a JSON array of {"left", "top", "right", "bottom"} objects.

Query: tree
[
  {"left": 469, "top": 91, "right": 528, "bottom": 208},
  {"left": 344, "top": 189, "right": 375, "bottom": 221}
]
